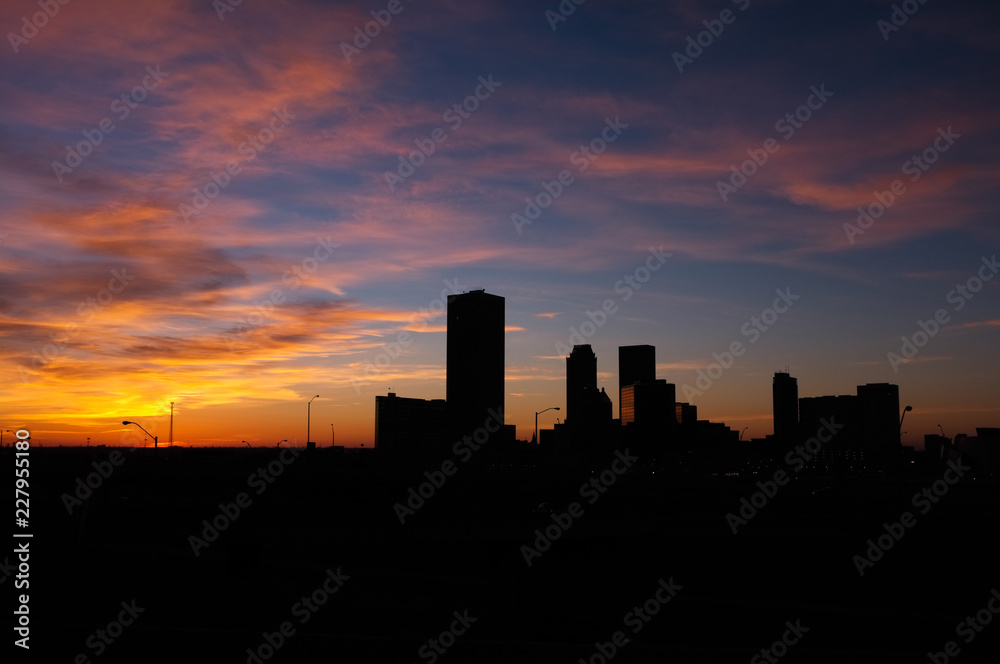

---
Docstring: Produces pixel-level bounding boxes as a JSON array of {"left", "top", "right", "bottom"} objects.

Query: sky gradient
[{"left": 2, "top": 0, "right": 998, "bottom": 447}]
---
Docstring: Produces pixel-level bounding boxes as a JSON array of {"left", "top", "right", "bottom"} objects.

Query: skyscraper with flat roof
[
  {"left": 446, "top": 289, "right": 505, "bottom": 439},
  {"left": 566, "top": 344, "right": 597, "bottom": 425},
  {"left": 621, "top": 380, "right": 675, "bottom": 429},
  {"left": 619, "top": 345, "right": 655, "bottom": 419},
  {"left": 375, "top": 392, "right": 447, "bottom": 452},
  {"left": 772, "top": 372, "right": 798, "bottom": 440},
  {"left": 857, "top": 382, "right": 900, "bottom": 468}
]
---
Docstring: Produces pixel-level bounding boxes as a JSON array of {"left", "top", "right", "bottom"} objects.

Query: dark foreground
[{"left": 6, "top": 445, "right": 1000, "bottom": 663}]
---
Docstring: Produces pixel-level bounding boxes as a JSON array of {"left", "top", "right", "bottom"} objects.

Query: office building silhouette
[
  {"left": 797, "top": 382, "right": 900, "bottom": 472},
  {"left": 619, "top": 345, "right": 655, "bottom": 419},
  {"left": 857, "top": 382, "right": 900, "bottom": 469},
  {"left": 772, "top": 372, "right": 799, "bottom": 440},
  {"left": 375, "top": 392, "right": 447, "bottom": 452},
  {"left": 566, "top": 344, "right": 598, "bottom": 425},
  {"left": 616, "top": 344, "right": 677, "bottom": 459},
  {"left": 446, "top": 289, "right": 505, "bottom": 440}
]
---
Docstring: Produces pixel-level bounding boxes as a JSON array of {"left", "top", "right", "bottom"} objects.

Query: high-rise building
[
  {"left": 799, "top": 395, "right": 859, "bottom": 439},
  {"left": 676, "top": 402, "right": 698, "bottom": 426},
  {"left": 446, "top": 289, "right": 505, "bottom": 439},
  {"left": 566, "top": 344, "right": 597, "bottom": 425},
  {"left": 792, "top": 382, "right": 901, "bottom": 473},
  {"left": 857, "top": 382, "right": 900, "bottom": 466},
  {"left": 772, "top": 372, "right": 799, "bottom": 440},
  {"left": 619, "top": 345, "right": 655, "bottom": 419},
  {"left": 621, "top": 379, "right": 675, "bottom": 429},
  {"left": 375, "top": 392, "right": 447, "bottom": 452}
]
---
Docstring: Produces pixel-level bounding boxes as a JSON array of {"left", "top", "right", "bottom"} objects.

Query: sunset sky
[{"left": 2, "top": 0, "right": 997, "bottom": 447}]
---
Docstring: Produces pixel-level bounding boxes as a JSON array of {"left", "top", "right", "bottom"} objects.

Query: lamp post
[
  {"left": 307, "top": 395, "right": 319, "bottom": 445},
  {"left": 535, "top": 407, "right": 560, "bottom": 446},
  {"left": 123, "top": 421, "right": 157, "bottom": 449},
  {"left": 896, "top": 406, "right": 912, "bottom": 511},
  {"left": 276, "top": 439, "right": 287, "bottom": 448},
  {"left": 899, "top": 405, "right": 912, "bottom": 436},
  {"left": 331, "top": 424, "right": 335, "bottom": 448},
  {"left": 124, "top": 420, "right": 159, "bottom": 499},
  {"left": 740, "top": 427, "right": 749, "bottom": 441}
]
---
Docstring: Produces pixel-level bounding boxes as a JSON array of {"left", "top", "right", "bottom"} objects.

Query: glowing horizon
[{"left": 2, "top": 0, "right": 998, "bottom": 449}]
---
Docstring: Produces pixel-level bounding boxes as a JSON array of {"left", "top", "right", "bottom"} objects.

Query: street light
[
  {"left": 899, "top": 406, "right": 912, "bottom": 441},
  {"left": 123, "top": 421, "right": 157, "bottom": 449},
  {"left": 276, "top": 439, "right": 287, "bottom": 448},
  {"left": 307, "top": 395, "right": 319, "bottom": 445},
  {"left": 896, "top": 406, "right": 912, "bottom": 512},
  {"left": 740, "top": 427, "right": 749, "bottom": 441},
  {"left": 331, "top": 424, "right": 335, "bottom": 448},
  {"left": 535, "top": 407, "right": 560, "bottom": 446}
]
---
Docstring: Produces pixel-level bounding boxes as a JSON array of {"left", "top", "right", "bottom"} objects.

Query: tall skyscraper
[
  {"left": 566, "top": 344, "right": 597, "bottom": 425},
  {"left": 857, "top": 382, "right": 900, "bottom": 462},
  {"left": 772, "top": 372, "right": 798, "bottom": 440},
  {"left": 446, "top": 289, "right": 505, "bottom": 439},
  {"left": 619, "top": 345, "right": 655, "bottom": 420}
]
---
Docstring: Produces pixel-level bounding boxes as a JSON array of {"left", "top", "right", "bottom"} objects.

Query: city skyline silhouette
[
  {"left": 2, "top": 0, "right": 998, "bottom": 661},
  {"left": 3, "top": 1, "right": 998, "bottom": 450}
]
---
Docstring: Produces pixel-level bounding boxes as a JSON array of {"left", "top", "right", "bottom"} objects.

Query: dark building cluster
[
  {"left": 755, "top": 373, "right": 903, "bottom": 474},
  {"left": 375, "top": 289, "right": 514, "bottom": 454},
  {"left": 371, "top": 288, "right": 996, "bottom": 478}
]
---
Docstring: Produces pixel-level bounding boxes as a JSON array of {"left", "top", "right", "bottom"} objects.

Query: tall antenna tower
[{"left": 169, "top": 402, "right": 174, "bottom": 444}]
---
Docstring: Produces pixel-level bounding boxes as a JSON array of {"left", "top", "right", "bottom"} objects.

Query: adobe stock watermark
[
  {"left": 73, "top": 600, "right": 145, "bottom": 660},
  {"left": 672, "top": 0, "right": 752, "bottom": 73},
  {"left": 844, "top": 126, "right": 959, "bottom": 243},
  {"left": 52, "top": 65, "right": 169, "bottom": 182},
  {"left": 679, "top": 287, "right": 799, "bottom": 401},
  {"left": 511, "top": 117, "right": 628, "bottom": 234},
  {"left": 412, "top": 610, "right": 477, "bottom": 664},
  {"left": 61, "top": 447, "right": 138, "bottom": 514},
  {"left": 878, "top": 0, "right": 930, "bottom": 41},
  {"left": 7, "top": 0, "right": 72, "bottom": 54},
  {"left": 351, "top": 278, "right": 465, "bottom": 394},
  {"left": 393, "top": 408, "right": 505, "bottom": 524},
  {"left": 384, "top": 75, "right": 501, "bottom": 192},
  {"left": 717, "top": 84, "right": 833, "bottom": 201},
  {"left": 221, "top": 236, "right": 339, "bottom": 350},
  {"left": 751, "top": 620, "right": 809, "bottom": 663},
  {"left": 340, "top": 0, "right": 414, "bottom": 62},
  {"left": 577, "top": 577, "right": 682, "bottom": 664},
  {"left": 0, "top": 556, "right": 14, "bottom": 585},
  {"left": 213, "top": 0, "right": 244, "bottom": 21},
  {"left": 726, "top": 417, "right": 843, "bottom": 535},
  {"left": 520, "top": 449, "right": 637, "bottom": 567},
  {"left": 554, "top": 246, "right": 671, "bottom": 355},
  {"left": 244, "top": 567, "right": 350, "bottom": 663},
  {"left": 545, "top": 0, "right": 587, "bottom": 31},
  {"left": 21, "top": 267, "right": 135, "bottom": 383},
  {"left": 887, "top": 254, "right": 997, "bottom": 372},
  {"left": 927, "top": 587, "right": 1000, "bottom": 664},
  {"left": 178, "top": 106, "right": 295, "bottom": 223},
  {"left": 188, "top": 447, "right": 301, "bottom": 557},
  {"left": 853, "top": 458, "right": 970, "bottom": 576}
]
